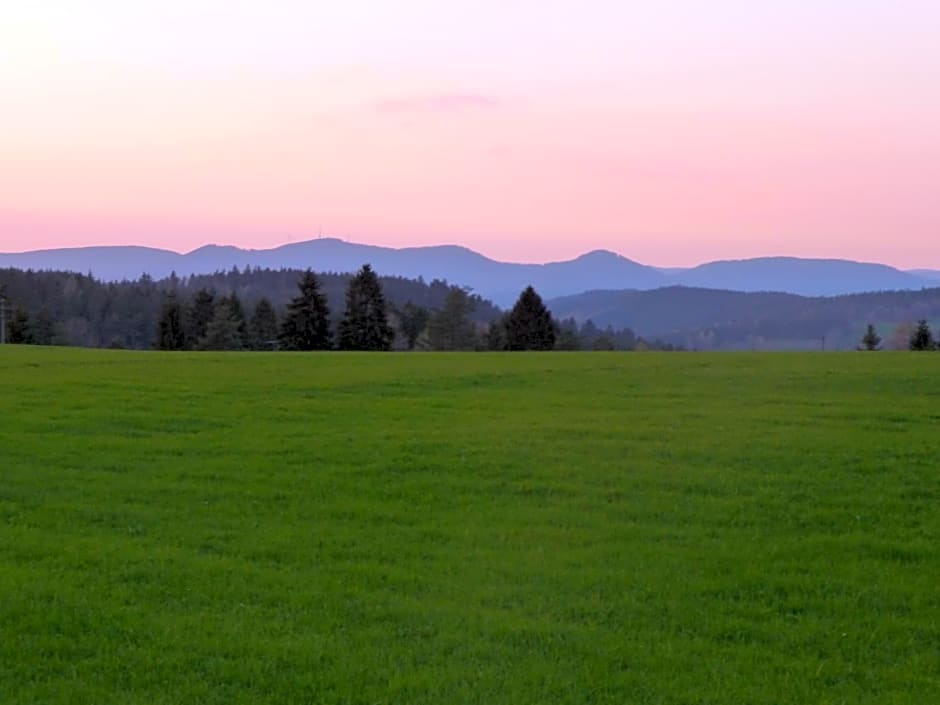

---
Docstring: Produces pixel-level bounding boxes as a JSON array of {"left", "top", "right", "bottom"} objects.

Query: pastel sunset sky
[{"left": 2, "top": 1, "right": 938, "bottom": 266}]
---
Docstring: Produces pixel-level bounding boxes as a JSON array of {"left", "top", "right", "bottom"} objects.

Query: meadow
[{"left": 0, "top": 347, "right": 937, "bottom": 704}]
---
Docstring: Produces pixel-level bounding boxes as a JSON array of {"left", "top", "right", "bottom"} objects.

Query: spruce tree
[
  {"left": 279, "top": 270, "right": 333, "bottom": 351},
  {"left": 199, "top": 298, "right": 244, "bottom": 351},
  {"left": 7, "top": 307, "right": 32, "bottom": 344},
  {"left": 504, "top": 286, "right": 557, "bottom": 351},
  {"left": 186, "top": 288, "right": 215, "bottom": 348},
  {"left": 860, "top": 323, "right": 882, "bottom": 351},
  {"left": 909, "top": 320, "right": 935, "bottom": 351},
  {"left": 426, "top": 289, "right": 478, "bottom": 351},
  {"left": 248, "top": 298, "right": 279, "bottom": 350},
  {"left": 156, "top": 293, "right": 186, "bottom": 350},
  {"left": 338, "top": 264, "right": 394, "bottom": 351},
  {"left": 486, "top": 315, "right": 508, "bottom": 351},
  {"left": 226, "top": 292, "right": 248, "bottom": 342}
]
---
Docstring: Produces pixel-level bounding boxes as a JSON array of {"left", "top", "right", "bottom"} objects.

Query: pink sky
[{"left": 1, "top": 1, "right": 939, "bottom": 267}]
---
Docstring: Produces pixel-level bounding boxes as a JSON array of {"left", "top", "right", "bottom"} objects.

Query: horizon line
[{"left": 2, "top": 235, "right": 938, "bottom": 273}]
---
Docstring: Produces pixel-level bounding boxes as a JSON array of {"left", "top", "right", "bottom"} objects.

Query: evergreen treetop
[
  {"left": 504, "top": 286, "right": 557, "bottom": 351},
  {"left": 860, "top": 323, "right": 882, "bottom": 351},
  {"left": 427, "top": 288, "right": 478, "bottom": 351},
  {"left": 248, "top": 297, "right": 279, "bottom": 351},
  {"left": 909, "top": 320, "right": 935, "bottom": 351},
  {"left": 156, "top": 293, "right": 186, "bottom": 351},
  {"left": 199, "top": 298, "right": 244, "bottom": 351},
  {"left": 279, "top": 270, "right": 333, "bottom": 351},
  {"left": 338, "top": 264, "right": 394, "bottom": 351}
]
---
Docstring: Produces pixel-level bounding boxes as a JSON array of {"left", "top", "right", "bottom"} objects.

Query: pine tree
[
  {"left": 427, "top": 289, "right": 478, "bottom": 351},
  {"left": 504, "top": 286, "right": 557, "bottom": 351},
  {"left": 156, "top": 293, "right": 186, "bottom": 350},
  {"left": 909, "top": 320, "right": 935, "bottom": 351},
  {"left": 199, "top": 298, "right": 244, "bottom": 351},
  {"left": 248, "top": 298, "right": 279, "bottom": 350},
  {"left": 860, "top": 323, "right": 882, "bottom": 351},
  {"left": 279, "top": 270, "right": 333, "bottom": 351},
  {"left": 338, "top": 264, "right": 394, "bottom": 351},
  {"left": 186, "top": 288, "right": 215, "bottom": 348}
]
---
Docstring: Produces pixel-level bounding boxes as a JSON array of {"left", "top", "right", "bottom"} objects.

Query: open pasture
[{"left": 0, "top": 348, "right": 938, "bottom": 704}]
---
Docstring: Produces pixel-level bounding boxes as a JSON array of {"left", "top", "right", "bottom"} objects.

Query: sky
[{"left": 1, "top": 1, "right": 939, "bottom": 267}]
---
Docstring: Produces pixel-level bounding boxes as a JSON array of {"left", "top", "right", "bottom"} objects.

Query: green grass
[{"left": 1, "top": 347, "right": 938, "bottom": 704}]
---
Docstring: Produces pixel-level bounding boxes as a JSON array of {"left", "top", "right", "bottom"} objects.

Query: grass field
[{"left": 1, "top": 347, "right": 938, "bottom": 704}]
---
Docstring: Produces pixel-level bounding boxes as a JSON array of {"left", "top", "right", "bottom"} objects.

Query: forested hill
[
  {"left": 0, "top": 267, "right": 500, "bottom": 349},
  {"left": 4, "top": 239, "right": 934, "bottom": 305},
  {"left": 548, "top": 286, "right": 940, "bottom": 350}
]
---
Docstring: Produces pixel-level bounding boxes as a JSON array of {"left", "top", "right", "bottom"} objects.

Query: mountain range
[{"left": 1, "top": 238, "right": 936, "bottom": 306}]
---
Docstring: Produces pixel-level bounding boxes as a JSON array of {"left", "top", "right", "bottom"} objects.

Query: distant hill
[
  {"left": 671, "top": 257, "right": 929, "bottom": 296},
  {"left": 1, "top": 238, "right": 935, "bottom": 305},
  {"left": 548, "top": 286, "right": 940, "bottom": 350},
  {"left": 0, "top": 240, "right": 667, "bottom": 307},
  {"left": 909, "top": 269, "right": 940, "bottom": 282}
]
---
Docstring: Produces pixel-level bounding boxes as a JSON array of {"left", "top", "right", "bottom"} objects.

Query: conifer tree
[
  {"left": 279, "top": 270, "right": 333, "bottom": 350},
  {"left": 186, "top": 288, "right": 215, "bottom": 348},
  {"left": 7, "top": 307, "right": 32, "bottom": 344},
  {"left": 200, "top": 298, "right": 244, "bottom": 351},
  {"left": 554, "top": 318, "right": 582, "bottom": 350},
  {"left": 860, "top": 323, "right": 882, "bottom": 351},
  {"left": 486, "top": 315, "right": 508, "bottom": 351},
  {"left": 156, "top": 293, "right": 186, "bottom": 350},
  {"left": 226, "top": 292, "right": 248, "bottom": 342},
  {"left": 30, "top": 309, "right": 64, "bottom": 346},
  {"left": 397, "top": 301, "right": 430, "bottom": 351},
  {"left": 248, "top": 297, "right": 279, "bottom": 350},
  {"left": 426, "top": 289, "right": 478, "bottom": 351},
  {"left": 504, "top": 286, "right": 557, "bottom": 351},
  {"left": 338, "top": 264, "right": 394, "bottom": 351},
  {"left": 909, "top": 320, "right": 935, "bottom": 351}
]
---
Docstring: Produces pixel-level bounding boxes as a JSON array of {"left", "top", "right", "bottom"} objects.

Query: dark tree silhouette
[
  {"left": 200, "top": 298, "right": 244, "bottom": 351},
  {"left": 860, "top": 323, "right": 882, "bottom": 351},
  {"left": 186, "top": 288, "right": 215, "bottom": 347},
  {"left": 338, "top": 264, "right": 394, "bottom": 351},
  {"left": 397, "top": 302, "right": 430, "bottom": 351},
  {"left": 427, "top": 288, "right": 478, "bottom": 351},
  {"left": 486, "top": 315, "right": 508, "bottom": 351},
  {"left": 6, "top": 307, "right": 32, "bottom": 344},
  {"left": 279, "top": 270, "right": 333, "bottom": 351},
  {"left": 248, "top": 298, "right": 279, "bottom": 351},
  {"left": 504, "top": 286, "right": 556, "bottom": 351},
  {"left": 909, "top": 320, "right": 935, "bottom": 351},
  {"left": 226, "top": 292, "right": 248, "bottom": 343},
  {"left": 156, "top": 293, "right": 186, "bottom": 350}
]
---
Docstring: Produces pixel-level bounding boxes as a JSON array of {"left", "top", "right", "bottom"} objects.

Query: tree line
[
  {"left": 0, "top": 266, "right": 495, "bottom": 350},
  {"left": 154, "top": 267, "right": 676, "bottom": 352},
  {"left": 859, "top": 320, "right": 940, "bottom": 351},
  {"left": 1, "top": 265, "right": 668, "bottom": 352}
]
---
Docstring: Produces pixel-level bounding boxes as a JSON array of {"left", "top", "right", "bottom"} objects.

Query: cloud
[{"left": 373, "top": 93, "right": 500, "bottom": 114}]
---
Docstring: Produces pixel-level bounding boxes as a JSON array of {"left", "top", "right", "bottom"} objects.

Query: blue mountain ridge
[{"left": 0, "top": 238, "right": 933, "bottom": 307}]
